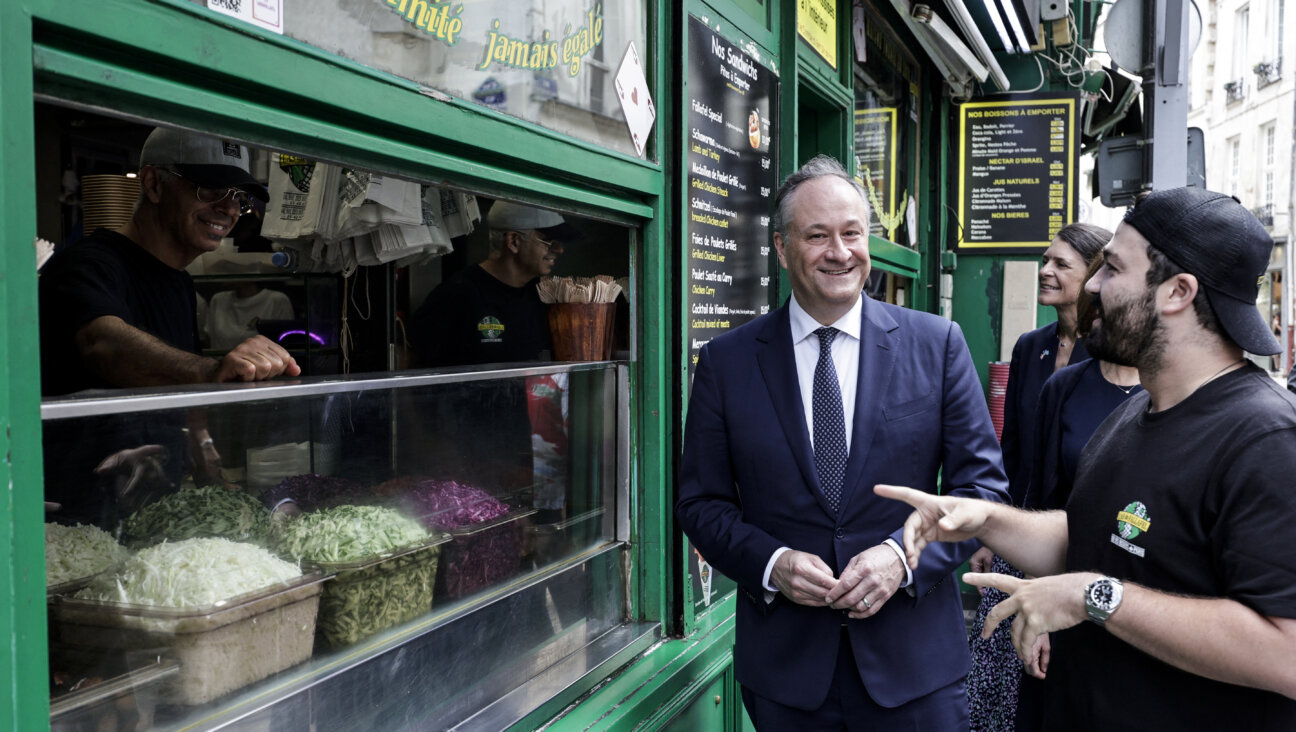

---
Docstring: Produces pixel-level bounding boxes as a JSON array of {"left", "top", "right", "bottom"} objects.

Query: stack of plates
[{"left": 81, "top": 175, "right": 140, "bottom": 232}]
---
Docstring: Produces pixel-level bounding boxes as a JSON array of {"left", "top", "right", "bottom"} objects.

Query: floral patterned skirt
[{"left": 967, "top": 555, "right": 1024, "bottom": 732}]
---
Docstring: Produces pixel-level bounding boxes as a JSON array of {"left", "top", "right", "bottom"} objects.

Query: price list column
[
  {"left": 685, "top": 16, "right": 779, "bottom": 375},
  {"left": 1046, "top": 114, "right": 1067, "bottom": 239}
]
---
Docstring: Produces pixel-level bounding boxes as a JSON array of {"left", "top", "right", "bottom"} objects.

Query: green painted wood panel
[
  {"left": 661, "top": 670, "right": 731, "bottom": 731},
  {"left": 1, "top": 4, "right": 51, "bottom": 730}
]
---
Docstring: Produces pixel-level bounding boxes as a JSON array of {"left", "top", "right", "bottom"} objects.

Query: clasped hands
[
  {"left": 873, "top": 483, "right": 1095, "bottom": 679},
  {"left": 770, "top": 544, "right": 905, "bottom": 619}
]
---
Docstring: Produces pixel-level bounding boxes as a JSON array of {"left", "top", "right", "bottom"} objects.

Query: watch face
[
  {"left": 1091, "top": 581, "right": 1114, "bottom": 607},
  {"left": 1087, "top": 578, "right": 1122, "bottom": 616}
]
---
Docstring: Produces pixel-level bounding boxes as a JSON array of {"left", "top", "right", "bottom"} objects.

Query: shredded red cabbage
[
  {"left": 405, "top": 479, "right": 511, "bottom": 531},
  {"left": 402, "top": 479, "right": 521, "bottom": 599}
]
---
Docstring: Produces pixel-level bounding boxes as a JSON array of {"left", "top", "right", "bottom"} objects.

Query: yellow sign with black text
[
  {"left": 798, "top": 0, "right": 837, "bottom": 69},
  {"left": 956, "top": 95, "right": 1079, "bottom": 252}
]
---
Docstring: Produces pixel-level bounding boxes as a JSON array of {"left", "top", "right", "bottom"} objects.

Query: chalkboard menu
[
  {"left": 956, "top": 94, "right": 1078, "bottom": 253},
  {"left": 685, "top": 16, "right": 779, "bottom": 375},
  {"left": 684, "top": 17, "right": 779, "bottom": 617}
]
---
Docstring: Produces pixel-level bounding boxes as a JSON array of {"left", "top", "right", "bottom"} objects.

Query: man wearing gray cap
[
  {"left": 877, "top": 188, "right": 1296, "bottom": 729},
  {"left": 409, "top": 200, "right": 577, "bottom": 367},
  {"left": 39, "top": 127, "right": 303, "bottom": 526},
  {"left": 40, "top": 126, "right": 299, "bottom": 395}
]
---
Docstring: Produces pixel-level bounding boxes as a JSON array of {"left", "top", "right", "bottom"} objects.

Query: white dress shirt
[{"left": 762, "top": 294, "right": 913, "bottom": 595}]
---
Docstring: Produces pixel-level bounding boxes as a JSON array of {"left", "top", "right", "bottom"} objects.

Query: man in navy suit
[{"left": 676, "top": 155, "right": 1008, "bottom": 729}]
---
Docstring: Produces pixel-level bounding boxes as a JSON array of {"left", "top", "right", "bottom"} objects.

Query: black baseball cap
[
  {"left": 139, "top": 127, "right": 269, "bottom": 201},
  {"left": 1124, "top": 187, "right": 1280, "bottom": 355}
]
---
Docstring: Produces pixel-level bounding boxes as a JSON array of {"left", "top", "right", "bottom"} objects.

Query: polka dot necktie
[{"left": 813, "top": 327, "right": 847, "bottom": 513}]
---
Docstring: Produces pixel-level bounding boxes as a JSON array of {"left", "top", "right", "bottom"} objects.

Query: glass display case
[{"left": 42, "top": 362, "right": 631, "bottom": 730}]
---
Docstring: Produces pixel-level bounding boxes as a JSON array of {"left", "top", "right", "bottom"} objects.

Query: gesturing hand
[
  {"left": 963, "top": 571, "right": 1097, "bottom": 679},
  {"left": 769, "top": 549, "right": 837, "bottom": 607},
  {"left": 94, "top": 443, "right": 173, "bottom": 513},
  {"left": 873, "top": 484, "right": 992, "bottom": 569}
]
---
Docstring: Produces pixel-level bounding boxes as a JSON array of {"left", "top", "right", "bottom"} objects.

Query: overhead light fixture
[
  {"left": 912, "top": 5, "right": 990, "bottom": 81},
  {"left": 997, "top": 0, "right": 1034, "bottom": 53},
  {"left": 942, "top": 0, "right": 1011, "bottom": 89},
  {"left": 891, "top": 0, "right": 978, "bottom": 96},
  {"left": 978, "top": 0, "right": 1017, "bottom": 52}
]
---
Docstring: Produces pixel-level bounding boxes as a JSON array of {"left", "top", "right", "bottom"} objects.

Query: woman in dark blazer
[{"left": 967, "top": 222, "right": 1110, "bottom": 732}]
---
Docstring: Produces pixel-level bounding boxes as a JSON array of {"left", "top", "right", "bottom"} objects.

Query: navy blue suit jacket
[{"left": 676, "top": 295, "right": 1009, "bottom": 711}]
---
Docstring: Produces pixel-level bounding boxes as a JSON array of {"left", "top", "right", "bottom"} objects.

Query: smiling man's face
[
  {"left": 774, "top": 176, "right": 872, "bottom": 325},
  {"left": 151, "top": 167, "right": 243, "bottom": 264},
  {"left": 515, "top": 230, "right": 564, "bottom": 279}
]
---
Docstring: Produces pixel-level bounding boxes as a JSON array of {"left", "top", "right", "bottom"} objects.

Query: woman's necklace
[{"left": 1100, "top": 361, "right": 1140, "bottom": 395}]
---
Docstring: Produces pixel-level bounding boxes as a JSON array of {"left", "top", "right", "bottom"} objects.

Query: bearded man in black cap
[
  {"left": 40, "top": 126, "right": 299, "bottom": 396},
  {"left": 876, "top": 188, "right": 1296, "bottom": 729}
]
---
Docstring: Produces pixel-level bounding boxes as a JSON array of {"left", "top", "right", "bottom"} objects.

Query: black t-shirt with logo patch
[
  {"left": 406, "top": 264, "right": 550, "bottom": 491},
  {"left": 410, "top": 264, "right": 550, "bottom": 367},
  {"left": 1047, "top": 363, "right": 1296, "bottom": 730}
]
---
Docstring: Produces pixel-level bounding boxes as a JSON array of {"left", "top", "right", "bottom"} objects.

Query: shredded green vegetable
[
  {"left": 315, "top": 549, "right": 439, "bottom": 649},
  {"left": 75, "top": 537, "right": 302, "bottom": 608},
  {"left": 46, "top": 523, "right": 129, "bottom": 587},
  {"left": 274, "top": 505, "right": 430, "bottom": 563},
  {"left": 274, "top": 504, "right": 436, "bottom": 647},
  {"left": 124, "top": 485, "right": 272, "bottom": 547}
]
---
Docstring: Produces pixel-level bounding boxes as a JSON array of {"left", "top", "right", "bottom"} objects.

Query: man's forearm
[
  {"left": 78, "top": 316, "right": 220, "bottom": 387},
  {"left": 981, "top": 505, "right": 1069, "bottom": 576},
  {"left": 1109, "top": 585, "right": 1296, "bottom": 699}
]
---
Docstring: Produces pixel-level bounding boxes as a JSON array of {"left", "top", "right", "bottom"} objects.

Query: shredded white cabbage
[
  {"left": 76, "top": 537, "right": 302, "bottom": 608},
  {"left": 46, "top": 523, "right": 129, "bottom": 587}
]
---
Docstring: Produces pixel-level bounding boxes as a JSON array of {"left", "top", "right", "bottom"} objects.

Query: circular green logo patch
[{"left": 1116, "top": 501, "right": 1151, "bottom": 540}]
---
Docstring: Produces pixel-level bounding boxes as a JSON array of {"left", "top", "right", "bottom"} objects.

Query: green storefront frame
[
  {"left": 5, "top": 0, "right": 674, "bottom": 728},
  {"left": 1, "top": 0, "right": 973, "bottom": 729}
]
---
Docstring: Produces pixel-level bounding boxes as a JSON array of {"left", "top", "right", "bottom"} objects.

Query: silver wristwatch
[{"left": 1085, "top": 577, "right": 1124, "bottom": 626}]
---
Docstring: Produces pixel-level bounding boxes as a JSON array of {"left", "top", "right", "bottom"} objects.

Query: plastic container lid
[{"left": 55, "top": 570, "right": 329, "bottom": 634}]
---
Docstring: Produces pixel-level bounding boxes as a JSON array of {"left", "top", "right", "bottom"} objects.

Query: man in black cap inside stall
[
  {"left": 40, "top": 127, "right": 300, "bottom": 524},
  {"left": 878, "top": 187, "right": 1296, "bottom": 729}
]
